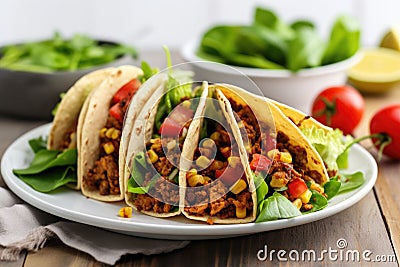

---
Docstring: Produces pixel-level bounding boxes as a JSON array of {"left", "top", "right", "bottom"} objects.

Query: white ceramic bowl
[{"left": 181, "top": 41, "right": 362, "bottom": 114}]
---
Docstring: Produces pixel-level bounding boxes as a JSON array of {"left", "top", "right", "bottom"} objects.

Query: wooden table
[{"left": 1, "top": 51, "right": 399, "bottom": 266}]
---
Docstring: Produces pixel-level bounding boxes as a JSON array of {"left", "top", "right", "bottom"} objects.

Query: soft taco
[
  {"left": 213, "top": 84, "right": 329, "bottom": 214},
  {"left": 47, "top": 67, "right": 115, "bottom": 189},
  {"left": 48, "top": 67, "right": 115, "bottom": 151},
  {"left": 180, "top": 85, "right": 257, "bottom": 224},
  {"left": 124, "top": 73, "right": 207, "bottom": 217},
  {"left": 80, "top": 65, "right": 152, "bottom": 202}
]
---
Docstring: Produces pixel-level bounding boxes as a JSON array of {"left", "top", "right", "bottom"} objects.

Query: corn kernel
[
  {"left": 310, "top": 181, "right": 324, "bottom": 194},
  {"left": 231, "top": 179, "right": 247, "bottom": 194},
  {"left": 201, "top": 138, "right": 215, "bottom": 149},
  {"left": 188, "top": 174, "right": 205, "bottom": 187},
  {"left": 279, "top": 152, "right": 292, "bottom": 163},
  {"left": 167, "top": 140, "right": 177, "bottom": 151},
  {"left": 236, "top": 206, "right": 247, "bottom": 219},
  {"left": 196, "top": 155, "right": 210, "bottom": 169},
  {"left": 227, "top": 156, "right": 241, "bottom": 168},
  {"left": 212, "top": 160, "right": 224, "bottom": 170},
  {"left": 106, "top": 128, "right": 116, "bottom": 139},
  {"left": 299, "top": 189, "right": 312, "bottom": 204},
  {"left": 187, "top": 169, "right": 197, "bottom": 178},
  {"left": 147, "top": 149, "right": 158, "bottom": 163},
  {"left": 267, "top": 149, "right": 279, "bottom": 159},
  {"left": 118, "top": 207, "right": 133, "bottom": 218},
  {"left": 103, "top": 142, "right": 115, "bottom": 154},
  {"left": 150, "top": 139, "right": 161, "bottom": 150},
  {"left": 99, "top": 128, "right": 107, "bottom": 138},
  {"left": 111, "top": 129, "right": 121, "bottom": 140},
  {"left": 203, "top": 176, "right": 212, "bottom": 183},
  {"left": 182, "top": 100, "right": 191, "bottom": 109},
  {"left": 210, "top": 132, "right": 221, "bottom": 141},
  {"left": 292, "top": 198, "right": 302, "bottom": 210},
  {"left": 270, "top": 173, "right": 288, "bottom": 188}
]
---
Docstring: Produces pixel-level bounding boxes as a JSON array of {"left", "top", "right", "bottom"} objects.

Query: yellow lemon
[
  {"left": 380, "top": 26, "right": 400, "bottom": 51},
  {"left": 347, "top": 48, "right": 400, "bottom": 94}
]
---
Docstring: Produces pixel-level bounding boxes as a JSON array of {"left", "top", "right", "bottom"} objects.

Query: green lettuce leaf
[
  {"left": 300, "top": 126, "right": 352, "bottom": 171},
  {"left": 302, "top": 190, "right": 328, "bottom": 214},
  {"left": 338, "top": 171, "right": 364, "bottom": 194},
  {"left": 16, "top": 166, "right": 77, "bottom": 193},
  {"left": 13, "top": 137, "right": 78, "bottom": 192},
  {"left": 256, "top": 192, "right": 301, "bottom": 222}
]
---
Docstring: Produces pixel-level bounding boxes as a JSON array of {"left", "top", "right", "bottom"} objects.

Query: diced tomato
[
  {"left": 249, "top": 154, "right": 271, "bottom": 172},
  {"left": 109, "top": 103, "right": 123, "bottom": 122},
  {"left": 112, "top": 79, "right": 141, "bottom": 104},
  {"left": 159, "top": 105, "right": 194, "bottom": 137},
  {"left": 287, "top": 178, "right": 308, "bottom": 198},
  {"left": 159, "top": 117, "right": 183, "bottom": 137},
  {"left": 168, "top": 105, "right": 194, "bottom": 125},
  {"left": 215, "top": 168, "right": 225, "bottom": 179}
]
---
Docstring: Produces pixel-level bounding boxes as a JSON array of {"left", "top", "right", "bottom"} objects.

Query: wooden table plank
[
  {"left": 18, "top": 191, "right": 395, "bottom": 266},
  {"left": 354, "top": 87, "right": 400, "bottom": 261}
]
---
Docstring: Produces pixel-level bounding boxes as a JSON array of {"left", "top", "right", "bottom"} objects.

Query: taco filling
[
  {"left": 85, "top": 79, "right": 141, "bottom": 195},
  {"left": 183, "top": 99, "right": 254, "bottom": 223},
  {"left": 133, "top": 102, "right": 194, "bottom": 213},
  {"left": 127, "top": 76, "right": 199, "bottom": 214},
  {"left": 229, "top": 99, "right": 325, "bottom": 212}
]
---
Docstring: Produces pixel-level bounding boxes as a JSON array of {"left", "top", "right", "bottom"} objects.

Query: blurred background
[{"left": 1, "top": 0, "right": 399, "bottom": 50}]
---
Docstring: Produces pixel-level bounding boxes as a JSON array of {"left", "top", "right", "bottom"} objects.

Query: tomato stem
[
  {"left": 313, "top": 96, "right": 337, "bottom": 126},
  {"left": 344, "top": 133, "right": 392, "bottom": 161}
]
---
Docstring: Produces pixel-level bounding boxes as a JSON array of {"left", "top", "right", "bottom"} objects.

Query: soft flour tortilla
[
  {"left": 214, "top": 84, "right": 329, "bottom": 185},
  {"left": 180, "top": 84, "right": 257, "bottom": 224},
  {"left": 80, "top": 65, "right": 143, "bottom": 202},
  {"left": 47, "top": 68, "right": 114, "bottom": 151},
  {"left": 48, "top": 67, "right": 115, "bottom": 190},
  {"left": 124, "top": 78, "right": 209, "bottom": 218}
]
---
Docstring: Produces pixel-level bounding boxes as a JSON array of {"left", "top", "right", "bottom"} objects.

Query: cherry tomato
[
  {"left": 370, "top": 104, "right": 400, "bottom": 159},
  {"left": 311, "top": 85, "right": 365, "bottom": 135},
  {"left": 111, "top": 79, "right": 141, "bottom": 104},
  {"left": 287, "top": 178, "right": 308, "bottom": 198}
]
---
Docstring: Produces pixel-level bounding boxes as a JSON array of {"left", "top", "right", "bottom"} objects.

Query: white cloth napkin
[{"left": 0, "top": 187, "right": 190, "bottom": 265}]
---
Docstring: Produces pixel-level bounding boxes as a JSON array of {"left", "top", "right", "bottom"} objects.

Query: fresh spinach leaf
[
  {"left": 253, "top": 7, "right": 294, "bottom": 40},
  {"left": 322, "top": 14, "right": 361, "bottom": 65},
  {"left": 16, "top": 166, "right": 77, "bottom": 193},
  {"left": 13, "top": 149, "right": 77, "bottom": 175},
  {"left": 287, "top": 27, "right": 325, "bottom": 71},
  {"left": 323, "top": 177, "right": 341, "bottom": 199},
  {"left": 338, "top": 171, "right": 364, "bottom": 194},
  {"left": 256, "top": 192, "right": 301, "bottom": 222},
  {"left": 28, "top": 136, "right": 47, "bottom": 153},
  {"left": 254, "top": 172, "right": 268, "bottom": 207},
  {"left": 302, "top": 190, "right": 328, "bottom": 214}
]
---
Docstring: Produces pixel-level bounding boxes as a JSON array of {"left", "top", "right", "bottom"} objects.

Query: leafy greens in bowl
[
  {"left": 0, "top": 32, "right": 137, "bottom": 73},
  {"left": 196, "top": 7, "right": 361, "bottom": 72}
]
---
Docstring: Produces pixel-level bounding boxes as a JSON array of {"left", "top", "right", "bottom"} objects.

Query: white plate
[{"left": 1, "top": 124, "right": 378, "bottom": 240}]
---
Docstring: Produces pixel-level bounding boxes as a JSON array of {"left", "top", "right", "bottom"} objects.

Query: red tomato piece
[
  {"left": 159, "top": 117, "right": 183, "bottom": 137},
  {"left": 112, "top": 79, "right": 141, "bottom": 105},
  {"left": 109, "top": 103, "right": 123, "bottom": 122},
  {"left": 370, "top": 104, "right": 400, "bottom": 159},
  {"left": 159, "top": 105, "right": 194, "bottom": 137},
  {"left": 311, "top": 85, "right": 365, "bottom": 135},
  {"left": 287, "top": 178, "right": 308, "bottom": 198},
  {"left": 249, "top": 154, "right": 271, "bottom": 173}
]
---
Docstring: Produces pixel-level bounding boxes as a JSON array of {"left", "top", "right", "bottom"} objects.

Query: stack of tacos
[{"left": 46, "top": 64, "right": 334, "bottom": 224}]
